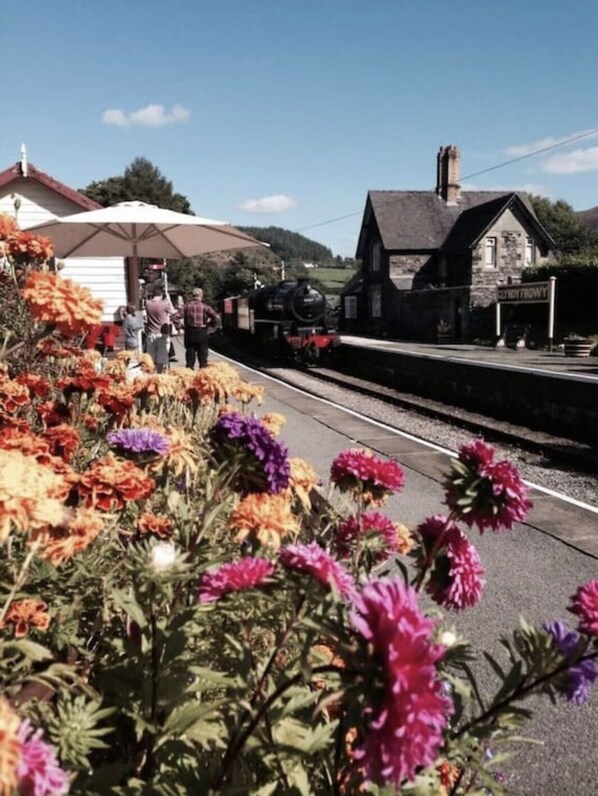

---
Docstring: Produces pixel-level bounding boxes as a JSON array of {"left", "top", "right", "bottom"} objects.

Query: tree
[
  {"left": 80, "top": 157, "right": 193, "bottom": 214},
  {"left": 529, "top": 195, "right": 597, "bottom": 255}
]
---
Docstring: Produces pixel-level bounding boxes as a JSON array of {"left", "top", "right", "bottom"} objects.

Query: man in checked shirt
[{"left": 183, "top": 287, "right": 220, "bottom": 369}]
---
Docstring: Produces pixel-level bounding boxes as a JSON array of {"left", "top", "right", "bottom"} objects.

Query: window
[
  {"left": 370, "top": 286, "right": 382, "bottom": 318},
  {"left": 525, "top": 237, "right": 535, "bottom": 265},
  {"left": 371, "top": 241, "right": 381, "bottom": 272},
  {"left": 344, "top": 295, "right": 357, "bottom": 319},
  {"left": 484, "top": 237, "right": 497, "bottom": 267}
]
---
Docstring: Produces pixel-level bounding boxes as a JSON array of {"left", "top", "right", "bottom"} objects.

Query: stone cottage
[{"left": 345, "top": 145, "right": 555, "bottom": 341}]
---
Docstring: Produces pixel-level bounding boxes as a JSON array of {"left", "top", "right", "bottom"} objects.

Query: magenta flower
[
  {"left": 569, "top": 580, "right": 598, "bottom": 637},
  {"left": 17, "top": 720, "right": 70, "bottom": 796},
  {"left": 336, "top": 512, "right": 400, "bottom": 562},
  {"left": 350, "top": 577, "right": 452, "bottom": 786},
  {"left": 278, "top": 542, "right": 356, "bottom": 600},
  {"left": 444, "top": 439, "right": 531, "bottom": 532},
  {"left": 417, "top": 515, "right": 486, "bottom": 610},
  {"left": 198, "top": 558, "right": 276, "bottom": 603},
  {"left": 330, "top": 449, "right": 404, "bottom": 504}
]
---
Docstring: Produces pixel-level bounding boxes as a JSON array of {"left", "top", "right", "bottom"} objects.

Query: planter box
[{"left": 564, "top": 340, "right": 593, "bottom": 357}]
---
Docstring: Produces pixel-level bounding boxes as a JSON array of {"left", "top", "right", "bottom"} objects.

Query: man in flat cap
[{"left": 183, "top": 287, "right": 220, "bottom": 369}]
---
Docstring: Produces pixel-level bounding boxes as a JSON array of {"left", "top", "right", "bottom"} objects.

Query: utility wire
[{"left": 295, "top": 127, "right": 598, "bottom": 234}]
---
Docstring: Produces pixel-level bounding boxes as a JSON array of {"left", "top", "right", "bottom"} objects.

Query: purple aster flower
[
  {"left": 17, "top": 719, "right": 70, "bottom": 796},
  {"left": 545, "top": 619, "right": 597, "bottom": 704},
  {"left": 106, "top": 428, "right": 170, "bottom": 456},
  {"left": 211, "top": 412, "right": 290, "bottom": 494}
]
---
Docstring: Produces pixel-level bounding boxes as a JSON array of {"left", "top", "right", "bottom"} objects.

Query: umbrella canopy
[{"left": 25, "top": 201, "right": 266, "bottom": 305}]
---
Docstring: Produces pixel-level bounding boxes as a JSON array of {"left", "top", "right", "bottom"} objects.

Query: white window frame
[
  {"left": 525, "top": 237, "right": 535, "bottom": 265},
  {"left": 344, "top": 295, "right": 357, "bottom": 319},
  {"left": 484, "top": 237, "right": 497, "bottom": 268},
  {"left": 371, "top": 241, "right": 381, "bottom": 272}
]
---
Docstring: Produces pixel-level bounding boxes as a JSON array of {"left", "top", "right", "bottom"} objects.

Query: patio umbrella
[{"left": 25, "top": 201, "right": 266, "bottom": 306}]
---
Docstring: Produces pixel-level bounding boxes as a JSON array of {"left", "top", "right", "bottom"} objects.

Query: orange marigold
[
  {"left": 151, "top": 427, "right": 200, "bottom": 477},
  {"left": 260, "top": 412, "right": 287, "bottom": 437},
  {"left": 30, "top": 507, "right": 105, "bottom": 565},
  {"left": 395, "top": 521, "right": 414, "bottom": 555},
  {"left": 132, "top": 373, "right": 179, "bottom": 401},
  {"left": 13, "top": 372, "right": 52, "bottom": 399},
  {"left": 21, "top": 271, "right": 103, "bottom": 337},
  {"left": 288, "top": 457, "right": 320, "bottom": 510},
  {"left": 0, "top": 598, "right": 50, "bottom": 637},
  {"left": 0, "top": 428, "right": 53, "bottom": 464},
  {"left": 0, "top": 377, "right": 30, "bottom": 414},
  {"left": 232, "top": 382, "right": 265, "bottom": 406},
  {"left": 97, "top": 383, "right": 135, "bottom": 419},
  {"left": 0, "top": 449, "right": 67, "bottom": 541},
  {"left": 229, "top": 492, "right": 299, "bottom": 549},
  {"left": 0, "top": 213, "right": 19, "bottom": 239},
  {"left": 76, "top": 454, "right": 155, "bottom": 511},
  {"left": 185, "top": 362, "right": 241, "bottom": 406},
  {"left": 137, "top": 513, "right": 174, "bottom": 539},
  {"left": 0, "top": 696, "right": 21, "bottom": 796},
  {"left": 41, "top": 424, "right": 80, "bottom": 463}
]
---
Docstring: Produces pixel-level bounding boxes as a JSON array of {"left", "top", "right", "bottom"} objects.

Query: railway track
[{"left": 211, "top": 339, "right": 598, "bottom": 509}]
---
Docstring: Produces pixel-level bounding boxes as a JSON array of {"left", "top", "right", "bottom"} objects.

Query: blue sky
[{"left": 3, "top": 0, "right": 598, "bottom": 257}]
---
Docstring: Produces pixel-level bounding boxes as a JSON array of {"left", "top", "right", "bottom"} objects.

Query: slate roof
[
  {"left": 0, "top": 161, "right": 100, "bottom": 211},
  {"left": 357, "top": 190, "right": 554, "bottom": 257}
]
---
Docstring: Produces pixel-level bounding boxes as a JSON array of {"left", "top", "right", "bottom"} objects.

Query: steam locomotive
[{"left": 221, "top": 278, "right": 340, "bottom": 365}]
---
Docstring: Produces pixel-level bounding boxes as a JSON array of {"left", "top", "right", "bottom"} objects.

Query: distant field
[{"left": 306, "top": 267, "right": 357, "bottom": 292}]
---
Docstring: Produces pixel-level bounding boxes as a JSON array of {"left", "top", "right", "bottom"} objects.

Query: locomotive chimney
[{"left": 436, "top": 145, "right": 461, "bottom": 204}]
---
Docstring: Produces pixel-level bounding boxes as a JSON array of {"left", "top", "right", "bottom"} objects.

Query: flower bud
[{"left": 150, "top": 541, "right": 177, "bottom": 572}]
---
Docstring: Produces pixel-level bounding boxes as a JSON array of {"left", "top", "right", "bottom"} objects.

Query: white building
[{"left": 0, "top": 147, "right": 126, "bottom": 320}]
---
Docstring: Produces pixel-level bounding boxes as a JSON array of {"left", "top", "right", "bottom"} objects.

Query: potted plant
[
  {"left": 563, "top": 333, "right": 594, "bottom": 357},
  {"left": 436, "top": 318, "right": 453, "bottom": 344}
]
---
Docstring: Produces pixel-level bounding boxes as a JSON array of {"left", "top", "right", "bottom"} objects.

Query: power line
[{"left": 295, "top": 127, "right": 598, "bottom": 235}]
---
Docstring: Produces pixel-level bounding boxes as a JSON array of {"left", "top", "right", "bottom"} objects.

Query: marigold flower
[
  {"left": 351, "top": 577, "right": 452, "bottom": 787},
  {"left": 287, "top": 457, "right": 319, "bottom": 509},
  {"left": 0, "top": 599, "right": 50, "bottom": 637},
  {"left": 96, "top": 383, "right": 135, "bottom": 419},
  {"left": 0, "top": 377, "right": 30, "bottom": 414},
  {"left": 30, "top": 508, "right": 104, "bottom": 566},
  {"left": 230, "top": 492, "right": 299, "bottom": 549},
  {"left": 158, "top": 428, "right": 200, "bottom": 477},
  {"left": 279, "top": 542, "right": 356, "bottom": 599},
  {"left": 544, "top": 620, "right": 597, "bottom": 704},
  {"left": 569, "top": 580, "right": 598, "bottom": 637},
  {"left": 417, "top": 516, "right": 486, "bottom": 610},
  {"left": 76, "top": 454, "right": 155, "bottom": 511},
  {"left": 0, "top": 450, "right": 67, "bottom": 541},
  {"left": 336, "top": 512, "right": 412, "bottom": 563},
  {"left": 198, "top": 557, "right": 276, "bottom": 602},
  {"left": 17, "top": 720, "right": 69, "bottom": 796},
  {"left": 185, "top": 362, "right": 241, "bottom": 406},
  {"left": 5, "top": 229, "right": 53, "bottom": 265},
  {"left": 21, "top": 271, "right": 103, "bottom": 337},
  {"left": 0, "top": 696, "right": 21, "bottom": 796},
  {"left": 41, "top": 424, "right": 80, "bottom": 463},
  {"left": 260, "top": 412, "right": 287, "bottom": 437},
  {"left": 211, "top": 412, "right": 290, "bottom": 494},
  {"left": 137, "top": 513, "right": 174, "bottom": 539},
  {"left": 331, "top": 449, "right": 404, "bottom": 506},
  {"left": 36, "top": 400, "right": 73, "bottom": 428},
  {"left": 232, "top": 381, "right": 265, "bottom": 406},
  {"left": 444, "top": 439, "right": 531, "bottom": 532},
  {"left": 14, "top": 373, "right": 52, "bottom": 400},
  {"left": 0, "top": 428, "right": 53, "bottom": 463},
  {"left": 0, "top": 213, "right": 19, "bottom": 239},
  {"left": 132, "top": 373, "right": 179, "bottom": 401}
]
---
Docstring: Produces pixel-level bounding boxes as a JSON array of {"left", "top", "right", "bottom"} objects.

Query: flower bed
[{"left": 1, "top": 214, "right": 597, "bottom": 795}]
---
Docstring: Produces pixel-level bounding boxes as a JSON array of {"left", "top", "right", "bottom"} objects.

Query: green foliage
[
  {"left": 80, "top": 157, "right": 193, "bottom": 214},
  {"left": 238, "top": 225, "right": 333, "bottom": 264},
  {"left": 529, "top": 194, "right": 598, "bottom": 255}
]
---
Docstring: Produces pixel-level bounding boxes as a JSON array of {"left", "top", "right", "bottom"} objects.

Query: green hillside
[{"left": 237, "top": 225, "right": 333, "bottom": 263}]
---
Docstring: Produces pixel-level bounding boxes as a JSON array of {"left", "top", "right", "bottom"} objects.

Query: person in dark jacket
[{"left": 183, "top": 288, "right": 220, "bottom": 369}]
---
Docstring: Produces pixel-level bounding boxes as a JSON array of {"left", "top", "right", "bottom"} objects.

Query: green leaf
[
  {"left": 3, "top": 639, "right": 53, "bottom": 662},
  {"left": 111, "top": 589, "right": 147, "bottom": 629}
]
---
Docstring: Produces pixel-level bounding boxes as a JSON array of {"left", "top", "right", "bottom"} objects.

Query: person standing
[
  {"left": 145, "top": 286, "right": 178, "bottom": 372},
  {"left": 183, "top": 287, "right": 220, "bottom": 369},
  {"left": 122, "top": 304, "right": 143, "bottom": 351}
]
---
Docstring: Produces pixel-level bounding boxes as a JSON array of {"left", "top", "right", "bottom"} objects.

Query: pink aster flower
[
  {"left": 330, "top": 449, "right": 404, "bottom": 505},
  {"left": 278, "top": 542, "right": 356, "bottom": 600},
  {"left": 417, "top": 515, "right": 486, "bottom": 610},
  {"left": 198, "top": 557, "right": 276, "bottom": 603},
  {"left": 351, "top": 577, "right": 452, "bottom": 787},
  {"left": 336, "top": 512, "right": 402, "bottom": 563},
  {"left": 569, "top": 580, "right": 598, "bottom": 637},
  {"left": 17, "top": 720, "right": 69, "bottom": 796},
  {"left": 444, "top": 439, "right": 531, "bottom": 532}
]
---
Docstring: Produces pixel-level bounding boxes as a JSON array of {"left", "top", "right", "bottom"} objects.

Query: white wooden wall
[{"left": 1, "top": 178, "right": 127, "bottom": 321}]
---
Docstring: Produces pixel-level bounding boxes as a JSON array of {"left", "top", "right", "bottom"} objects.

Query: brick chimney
[{"left": 435, "top": 145, "right": 461, "bottom": 204}]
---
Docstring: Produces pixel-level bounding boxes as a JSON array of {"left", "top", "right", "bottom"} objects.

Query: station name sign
[{"left": 496, "top": 281, "right": 550, "bottom": 304}]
